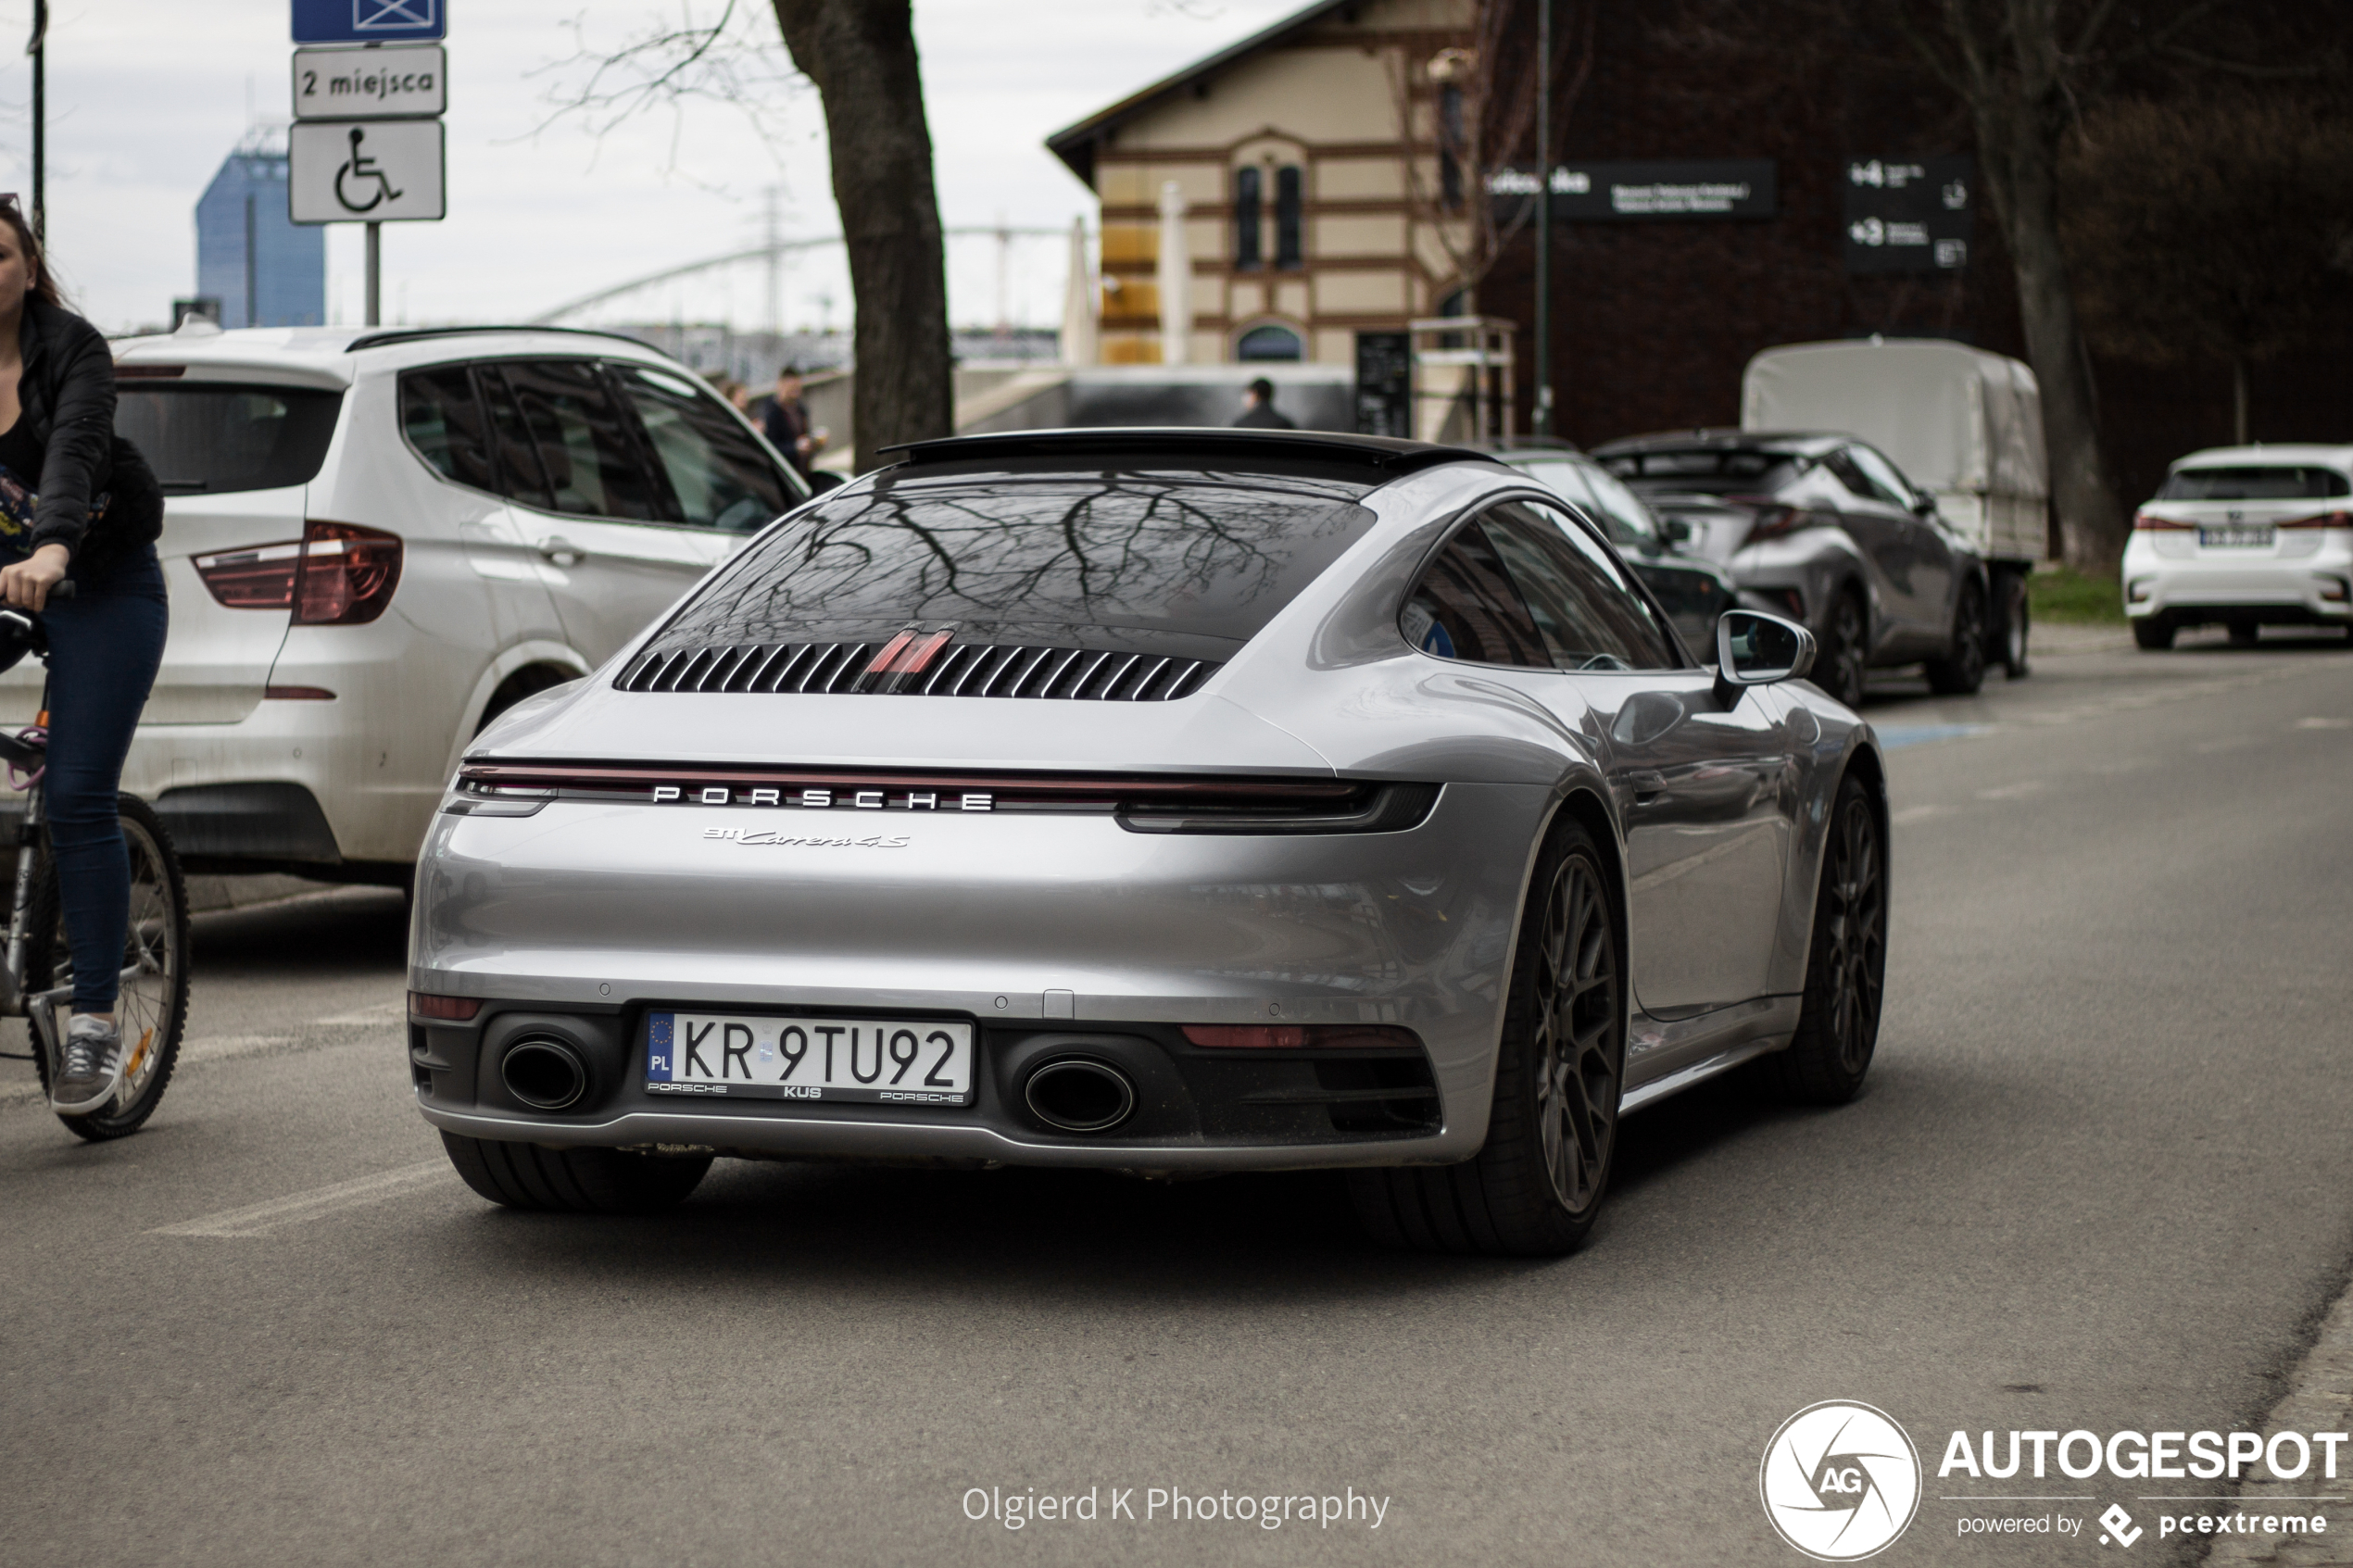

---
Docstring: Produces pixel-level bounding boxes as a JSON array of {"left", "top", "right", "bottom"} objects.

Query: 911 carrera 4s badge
[{"left": 700, "top": 827, "right": 911, "bottom": 847}]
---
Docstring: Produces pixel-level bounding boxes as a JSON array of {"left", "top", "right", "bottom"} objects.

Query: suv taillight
[
  {"left": 2133, "top": 510, "right": 2192, "bottom": 531},
  {"left": 296, "top": 521, "right": 403, "bottom": 624},
  {"left": 191, "top": 541, "right": 302, "bottom": 607},
  {"left": 193, "top": 521, "right": 404, "bottom": 622},
  {"left": 2279, "top": 510, "right": 2353, "bottom": 530}
]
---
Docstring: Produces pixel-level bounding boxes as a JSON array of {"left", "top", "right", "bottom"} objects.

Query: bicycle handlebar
[{"left": 45, "top": 581, "right": 74, "bottom": 602}]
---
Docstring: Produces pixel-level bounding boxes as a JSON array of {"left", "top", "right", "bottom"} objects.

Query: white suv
[
  {"left": 2124, "top": 444, "right": 2353, "bottom": 649},
  {"left": 0, "top": 323, "right": 807, "bottom": 881}
]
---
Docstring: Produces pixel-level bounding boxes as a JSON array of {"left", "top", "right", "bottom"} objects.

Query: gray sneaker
[{"left": 50, "top": 1014, "right": 124, "bottom": 1115}]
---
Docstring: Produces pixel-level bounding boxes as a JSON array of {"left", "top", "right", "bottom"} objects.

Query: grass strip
[{"left": 2030, "top": 565, "right": 2126, "bottom": 625}]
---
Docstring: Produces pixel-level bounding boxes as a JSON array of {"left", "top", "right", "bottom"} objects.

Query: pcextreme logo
[{"left": 1761, "top": 1401, "right": 1924, "bottom": 1561}]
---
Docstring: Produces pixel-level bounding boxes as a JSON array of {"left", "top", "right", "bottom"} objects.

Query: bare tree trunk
[
  {"left": 1972, "top": 99, "right": 2128, "bottom": 572},
  {"left": 773, "top": 0, "right": 952, "bottom": 471},
  {"left": 2231, "top": 354, "right": 2249, "bottom": 445}
]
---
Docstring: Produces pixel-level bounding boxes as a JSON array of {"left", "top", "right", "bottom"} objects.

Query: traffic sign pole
[{"left": 366, "top": 221, "right": 381, "bottom": 326}]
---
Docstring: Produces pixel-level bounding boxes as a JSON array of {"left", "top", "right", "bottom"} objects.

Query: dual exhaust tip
[
  {"left": 1023, "top": 1058, "right": 1135, "bottom": 1134},
  {"left": 503, "top": 1035, "right": 1138, "bottom": 1134},
  {"left": 502, "top": 1037, "right": 589, "bottom": 1111}
]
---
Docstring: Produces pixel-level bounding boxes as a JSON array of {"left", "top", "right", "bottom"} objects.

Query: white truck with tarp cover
[{"left": 1742, "top": 338, "right": 2048, "bottom": 674}]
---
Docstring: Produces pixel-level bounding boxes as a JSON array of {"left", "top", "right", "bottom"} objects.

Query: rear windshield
[
  {"left": 2156, "top": 466, "right": 2350, "bottom": 501},
  {"left": 659, "top": 470, "right": 1377, "bottom": 653},
  {"left": 116, "top": 384, "right": 344, "bottom": 495},
  {"left": 1599, "top": 447, "right": 1806, "bottom": 495}
]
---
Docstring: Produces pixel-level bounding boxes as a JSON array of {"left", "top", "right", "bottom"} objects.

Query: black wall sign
[
  {"left": 1354, "top": 331, "right": 1412, "bottom": 438},
  {"left": 1490, "top": 160, "right": 1778, "bottom": 222},
  {"left": 1843, "top": 156, "right": 1973, "bottom": 273}
]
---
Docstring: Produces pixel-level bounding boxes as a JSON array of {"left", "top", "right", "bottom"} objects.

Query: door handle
[
  {"left": 1627, "top": 769, "right": 1667, "bottom": 804},
  {"left": 538, "top": 536, "right": 585, "bottom": 567}
]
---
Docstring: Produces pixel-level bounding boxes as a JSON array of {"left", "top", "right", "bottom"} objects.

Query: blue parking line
[{"left": 1874, "top": 723, "right": 1997, "bottom": 750}]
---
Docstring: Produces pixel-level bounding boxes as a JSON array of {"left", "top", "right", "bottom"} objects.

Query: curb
[{"left": 2205, "top": 1280, "right": 2353, "bottom": 1565}]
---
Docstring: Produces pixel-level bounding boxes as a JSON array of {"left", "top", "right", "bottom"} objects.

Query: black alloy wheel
[
  {"left": 1926, "top": 580, "right": 1988, "bottom": 695},
  {"left": 1818, "top": 590, "right": 1869, "bottom": 709},
  {"left": 1349, "top": 816, "right": 1624, "bottom": 1256},
  {"left": 1757, "top": 773, "right": 1886, "bottom": 1104}
]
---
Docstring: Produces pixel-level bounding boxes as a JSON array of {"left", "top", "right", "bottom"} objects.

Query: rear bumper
[
  {"left": 2123, "top": 537, "right": 2353, "bottom": 621},
  {"left": 410, "top": 1005, "right": 1467, "bottom": 1172}
]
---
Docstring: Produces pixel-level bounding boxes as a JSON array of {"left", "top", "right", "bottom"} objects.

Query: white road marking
[
  {"left": 1892, "top": 805, "right": 1944, "bottom": 824},
  {"left": 315, "top": 999, "right": 406, "bottom": 1025},
  {"left": 150, "top": 1160, "right": 451, "bottom": 1238}
]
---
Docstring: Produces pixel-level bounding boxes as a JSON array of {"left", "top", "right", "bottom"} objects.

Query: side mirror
[
  {"left": 1910, "top": 493, "right": 1937, "bottom": 517},
  {"left": 1714, "top": 609, "right": 1817, "bottom": 706},
  {"left": 1659, "top": 516, "right": 1693, "bottom": 546}
]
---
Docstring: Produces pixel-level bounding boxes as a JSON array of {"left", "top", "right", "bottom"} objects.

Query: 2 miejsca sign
[
  {"left": 289, "top": 119, "right": 446, "bottom": 223},
  {"left": 293, "top": 43, "right": 446, "bottom": 120}
]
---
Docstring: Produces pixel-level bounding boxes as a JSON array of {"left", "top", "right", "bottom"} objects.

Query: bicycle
[{"left": 0, "top": 584, "right": 191, "bottom": 1140}]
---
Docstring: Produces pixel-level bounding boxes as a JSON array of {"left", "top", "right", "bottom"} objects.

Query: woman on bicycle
[{"left": 0, "top": 201, "right": 167, "bottom": 1115}]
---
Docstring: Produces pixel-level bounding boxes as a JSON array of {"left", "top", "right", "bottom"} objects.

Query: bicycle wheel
[{"left": 26, "top": 794, "right": 193, "bottom": 1141}]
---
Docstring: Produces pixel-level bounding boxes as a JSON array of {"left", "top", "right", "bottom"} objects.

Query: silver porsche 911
[{"left": 409, "top": 429, "right": 1888, "bottom": 1256}]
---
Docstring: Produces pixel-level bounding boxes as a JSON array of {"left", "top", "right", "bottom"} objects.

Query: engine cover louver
[{"left": 614, "top": 641, "right": 1220, "bottom": 701}]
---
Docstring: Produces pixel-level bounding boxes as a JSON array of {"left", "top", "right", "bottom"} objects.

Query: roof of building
[{"left": 1043, "top": 0, "right": 1356, "bottom": 187}]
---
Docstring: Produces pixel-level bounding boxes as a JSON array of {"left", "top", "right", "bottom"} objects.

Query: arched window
[
  {"left": 1275, "top": 166, "right": 1303, "bottom": 270},
  {"left": 1233, "top": 166, "right": 1262, "bottom": 270},
  {"left": 1236, "top": 323, "right": 1302, "bottom": 361}
]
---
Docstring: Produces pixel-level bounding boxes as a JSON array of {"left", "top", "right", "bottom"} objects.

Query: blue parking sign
[{"left": 293, "top": 0, "right": 445, "bottom": 44}]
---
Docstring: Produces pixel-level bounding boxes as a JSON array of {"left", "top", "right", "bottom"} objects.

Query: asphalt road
[{"left": 4, "top": 625, "right": 2350, "bottom": 1568}]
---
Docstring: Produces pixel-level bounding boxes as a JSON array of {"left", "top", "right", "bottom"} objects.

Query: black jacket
[{"left": 18, "top": 298, "right": 164, "bottom": 576}]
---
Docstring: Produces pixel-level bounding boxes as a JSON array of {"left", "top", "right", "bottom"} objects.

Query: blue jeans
[{"left": 37, "top": 547, "right": 169, "bottom": 1010}]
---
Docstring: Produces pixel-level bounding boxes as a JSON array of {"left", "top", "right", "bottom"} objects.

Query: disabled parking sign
[
  {"left": 289, "top": 119, "right": 446, "bottom": 222},
  {"left": 293, "top": 0, "right": 446, "bottom": 44}
]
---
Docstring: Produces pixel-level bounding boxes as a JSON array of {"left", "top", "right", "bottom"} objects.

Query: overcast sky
[{"left": 0, "top": 0, "right": 1302, "bottom": 334}]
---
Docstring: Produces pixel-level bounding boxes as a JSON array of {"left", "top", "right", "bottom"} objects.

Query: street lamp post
[
  {"left": 1531, "top": 0, "right": 1553, "bottom": 438},
  {"left": 27, "top": 0, "right": 46, "bottom": 241}
]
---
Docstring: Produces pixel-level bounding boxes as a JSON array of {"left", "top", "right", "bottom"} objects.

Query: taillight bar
[
  {"left": 2133, "top": 511, "right": 2193, "bottom": 531},
  {"left": 191, "top": 521, "right": 404, "bottom": 623},
  {"left": 2279, "top": 510, "right": 2353, "bottom": 530}
]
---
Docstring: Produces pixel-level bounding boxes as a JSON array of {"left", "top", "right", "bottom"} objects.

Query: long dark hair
[{"left": 0, "top": 198, "right": 67, "bottom": 310}]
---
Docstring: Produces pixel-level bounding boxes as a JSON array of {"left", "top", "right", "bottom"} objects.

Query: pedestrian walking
[
  {"left": 0, "top": 196, "right": 169, "bottom": 1114},
  {"left": 1233, "top": 376, "right": 1296, "bottom": 430},
  {"left": 762, "top": 365, "right": 826, "bottom": 477}
]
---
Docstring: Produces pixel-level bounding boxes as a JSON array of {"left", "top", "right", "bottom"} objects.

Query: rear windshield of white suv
[
  {"left": 1599, "top": 447, "right": 1806, "bottom": 495},
  {"left": 2156, "top": 466, "right": 2351, "bottom": 500},
  {"left": 663, "top": 471, "right": 1376, "bottom": 650},
  {"left": 116, "top": 384, "right": 344, "bottom": 494}
]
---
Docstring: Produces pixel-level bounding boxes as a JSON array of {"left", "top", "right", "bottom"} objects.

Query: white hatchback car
[
  {"left": 2124, "top": 444, "right": 2353, "bottom": 649},
  {"left": 0, "top": 322, "right": 807, "bottom": 881}
]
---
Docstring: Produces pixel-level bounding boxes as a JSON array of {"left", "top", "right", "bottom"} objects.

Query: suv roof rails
[
  {"left": 880, "top": 427, "right": 1503, "bottom": 474},
  {"left": 341, "top": 324, "right": 661, "bottom": 354}
]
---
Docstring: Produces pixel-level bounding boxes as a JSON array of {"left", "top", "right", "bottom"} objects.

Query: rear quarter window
[{"left": 117, "top": 384, "right": 344, "bottom": 495}]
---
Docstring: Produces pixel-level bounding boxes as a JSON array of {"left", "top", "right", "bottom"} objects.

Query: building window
[
  {"left": 1440, "top": 86, "right": 1466, "bottom": 207},
  {"left": 1233, "top": 166, "right": 1263, "bottom": 270},
  {"left": 1275, "top": 166, "right": 1303, "bottom": 270},
  {"left": 1236, "top": 323, "right": 1302, "bottom": 361}
]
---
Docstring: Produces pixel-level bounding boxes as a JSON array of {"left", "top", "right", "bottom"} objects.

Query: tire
[
  {"left": 440, "top": 1132, "right": 712, "bottom": 1214},
  {"left": 473, "top": 664, "right": 579, "bottom": 737},
  {"left": 1756, "top": 772, "right": 1887, "bottom": 1106},
  {"left": 2227, "top": 620, "right": 2260, "bottom": 647},
  {"left": 2133, "top": 617, "right": 2176, "bottom": 651},
  {"left": 1349, "top": 815, "right": 1625, "bottom": 1256},
  {"left": 1925, "top": 579, "right": 1988, "bottom": 695},
  {"left": 1817, "top": 589, "right": 1869, "bottom": 709},
  {"left": 27, "top": 795, "right": 192, "bottom": 1142},
  {"left": 1995, "top": 571, "right": 2031, "bottom": 678}
]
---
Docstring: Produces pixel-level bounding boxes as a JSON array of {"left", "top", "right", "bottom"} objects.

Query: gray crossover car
[
  {"left": 1593, "top": 431, "right": 1991, "bottom": 708},
  {"left": 409, "top": 430, "right": 1889, "bottom": 1256}
]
